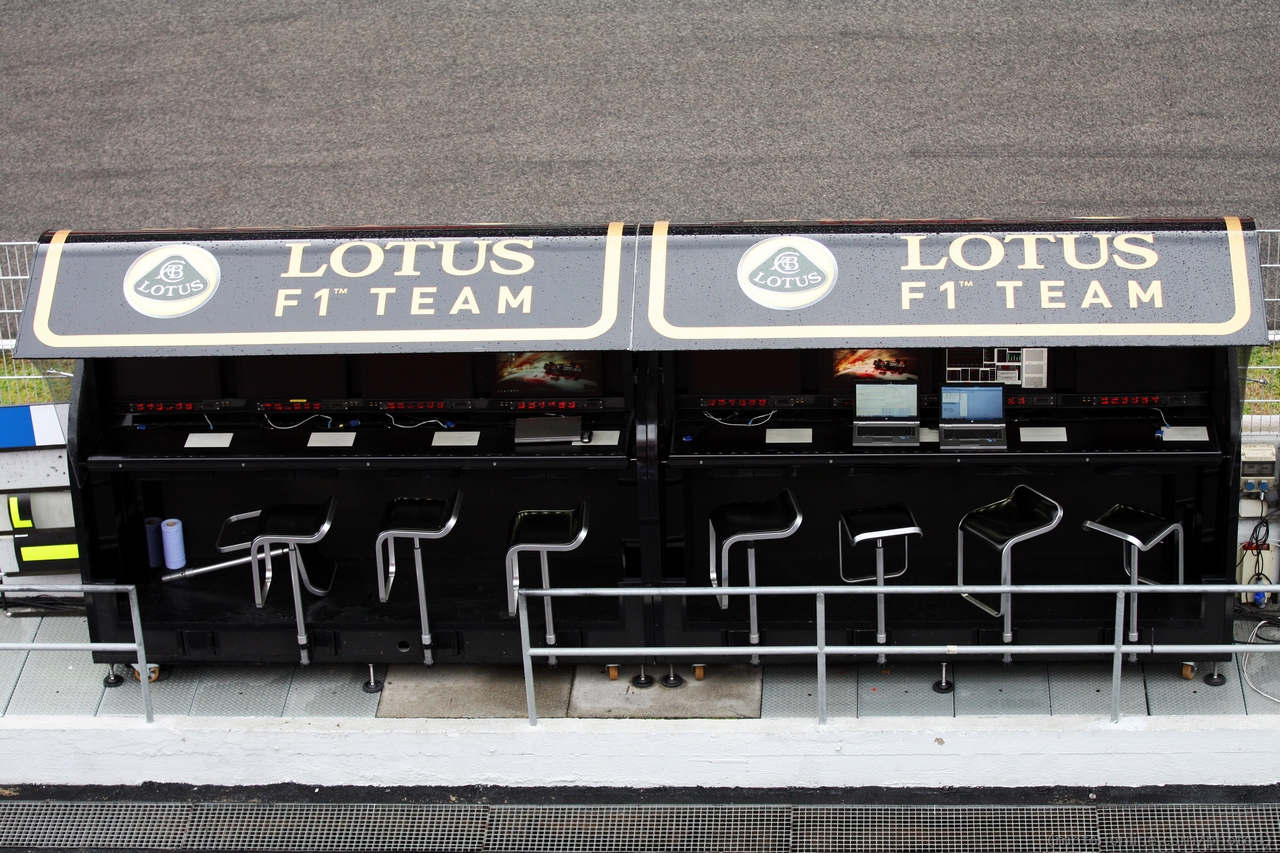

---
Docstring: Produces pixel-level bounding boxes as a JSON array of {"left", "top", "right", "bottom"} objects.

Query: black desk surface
[
  {"left": 667, "top": 413, "right": 1224, "bottom": 467},
  {"left": 86, "top": 414, "right": 635, "bottom": 471}
]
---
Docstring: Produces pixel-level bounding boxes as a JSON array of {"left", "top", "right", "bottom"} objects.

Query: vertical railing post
[
  {"left": 816, "top": 592, "right": 827, "bottom": 725},
  {"left": 518, "top": 593, "right": 538, "bottom": 726},
  {"left": 1111, "top": 591, "right": 1125, "bottom": 723},
  {"left": 126, "top": 587, "right": 153, "bottom": 723}
]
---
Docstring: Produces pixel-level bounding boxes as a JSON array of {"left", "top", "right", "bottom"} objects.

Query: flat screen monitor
[
  {"left": 686, "top": 350, "right": 802, "bottom": 395},
  {"left": 114, "top": 357, "right": 222, "bottom": 401},
  {"left": 940, "top": 385, "right": 1004, "bottom": 422},
  {"left": 825, "top": 349, "right": 927, "bottom": 391},
  {"left": 235, "top": 355, "right": 347, "bottom": 401},
  {"left": 855, "top": 383, "right": 918, "bottom": 419},
  {"left": 361, "top": 353, "right": 472, "bottom": 399},
  {"left": 493, "top": 352, "right": 602, "bottom": 397}
]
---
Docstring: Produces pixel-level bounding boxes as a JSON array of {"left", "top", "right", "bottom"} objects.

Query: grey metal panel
[
  {"left": 857, "top": 663, "right": 954, "bottom": 717},
  {"left": 0, "top": 801, "right": 190, "bottom": 850},
  {"left": 96, "top": 662, "right": 201, "bottom": 717},
  {"left": 760, "top": 664, "right": 857, "bottom": 719},
  {"left": 1097, "top": 803, "right": 1280, "bottom": 853},
  {"left": 282, "top": 664, "right": 384, "bottom": 718},
  {"left": 0, "top": 615, "right": 37, "bottom": 713},
  {"left": 954, "top": 663, "right": 1051, "bottom": 716},
  {"left": 1142, "top": 661, "right": 1247, "bottom": 716},
  {"left": 1048, "top": 662, "right": 1148, "bottom": 717},
  {"left": 188, "top": 664, "right": 293, "bottom": 717},
  {"left": 5, "top": 616, "right": 104, "bottom": 716}
]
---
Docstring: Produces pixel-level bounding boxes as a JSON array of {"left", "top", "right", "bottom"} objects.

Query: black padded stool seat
[
  {"left": 1083, "top": 503, "right": 1184, "bottom": 645},
  {"left": 214, "top": 496, "right": 338, "bottom": 665},
  {"left": 375, "top": 493, "right": 463, "bottom": 666},
  {"left": 505, "top": 503, "right": 588, "bottom": 661},
  {"left": 708, "top": 490, "right": 802, "bottom": 662},
  {"left": 957, "top": 485, "right": 1063, "bottom": 656},
  {"left": 838, "top": 504, "right": 923, "bottom": 662}
]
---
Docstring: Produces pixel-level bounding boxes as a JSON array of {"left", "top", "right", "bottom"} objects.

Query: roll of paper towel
[
  {"left": 145, "top": 517, "right": 163, "bottom": 568},
  {"left": 161, "top": 518, "right": 186, "bottom": 570}
]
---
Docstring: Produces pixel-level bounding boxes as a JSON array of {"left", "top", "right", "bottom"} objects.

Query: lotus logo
[
  {"left": 736, "top": 236, "right": 838, "bottom": 310},
  {"left": 123, "top": 245, "right": 220, "bottom": 319}
]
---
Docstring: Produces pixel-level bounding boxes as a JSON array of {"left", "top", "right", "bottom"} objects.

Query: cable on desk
[
  {"left": 703, "top": 410, "right": 776, "bottom": 428},
  {"left": 385, "top": 413, "right": 452, "bottom": 429},
  {"left": 263, "top": 414, "right": 332, "bottom": 430}
]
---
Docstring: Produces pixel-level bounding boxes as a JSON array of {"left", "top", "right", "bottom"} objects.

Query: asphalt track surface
[{"left": 1, "top": 0, "right": 1278, "bottom": 240}]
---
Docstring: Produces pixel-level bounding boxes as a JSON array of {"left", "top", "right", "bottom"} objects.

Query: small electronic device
[
  {"left": 939, "top": 384, "right": 1007, "bottom": 450},
  {"left": 852, "top": 383, "right": 919, "bottom": 446},
  {"left": 514, "top": 416, "right": 586, "bottom": 444}
]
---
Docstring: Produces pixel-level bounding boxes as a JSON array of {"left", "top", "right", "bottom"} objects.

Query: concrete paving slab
[
  {"left": 6, "top": 617, "right": 104, "bottom": 716},
  {"left": 954, "top": 663, "right": 1051, "bottom": 717},
  {"left": 283, "top": 665, "right": 385, "bottom": 718},
  {"left": 761, "top": 664, "right": 856, "bottom": 719},
  {"left": 857, "top": 663, "right": 953, "bottom": 718},
  {"left": 1047, "top": 662, "right": 1147, "bottom": 717},
  {"left": 96, "top": 663, "right": 201, "bottom": 717},
  {"left": 377, "top": 665, "right": 572, "bottom": 719},
  {"left": 569, "top": 665, "right": 761, "bottom": 720}
]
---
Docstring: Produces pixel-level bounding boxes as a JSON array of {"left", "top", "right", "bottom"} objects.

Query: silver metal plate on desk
[
  {"left": 573, "top": 430, "right": 621, "bottom": 447},
  {"left": 919, "top": 427, "right": 940, "bottom": 443},
  {"left": 1020, "top": 427, "right": 1068, "bottom": 443},
  {"left": 432, "top": 431, "right": 480, "bottom": 447},
  {"left": 185, "top": 433, "right": 233, "bottom": 448},
  {"left": 307, "top": 432, "right": 356, "bottom": 448},
  {"left": 1160, "top": 426, "right": 1210, "bottom": 442},
  {"left": 765, "top": 428, "right": 812, "bottom": 444}
]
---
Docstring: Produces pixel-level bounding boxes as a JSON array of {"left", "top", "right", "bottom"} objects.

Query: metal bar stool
[
  {"left": 957, "top": 485, "right": 1063, "bottom": 658},
  {"left": 506, "top": 503, "right": 588, "bottom": 661},
  {"left": 838, "top": 504, "right": 923, "bottom": 663},
  {"left": 1083, "top": 504, "right": 1184, "bottom": 646},
  {"left": 375, "top": 492, "right": 463, "bottom": 666},
  {"left": 709, "top": 489, "right": 803, "bottom": 663},
  {"left": 214, "top": 496, "right": 338, "bottom": 665}
]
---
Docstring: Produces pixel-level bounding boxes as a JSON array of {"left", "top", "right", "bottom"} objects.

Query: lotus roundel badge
[
  {"left": 736, "top": 236, "right": 838, "bottom": 310},
  {"left": 123, "top": 245, "right": 220, "bottom": 319}
]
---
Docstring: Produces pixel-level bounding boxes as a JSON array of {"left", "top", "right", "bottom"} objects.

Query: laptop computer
[
  {"left": 939, "top": 385, "right": 1007, "bottom": 450},
  {"left": 852, "top": 383, "right": 920, "bottom": 446}
]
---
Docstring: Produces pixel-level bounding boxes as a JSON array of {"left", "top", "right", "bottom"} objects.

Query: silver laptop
[
  {"left": 515, "top": 416, "right": 584, "bottom": 444},
  {"left": 852, "top": 383, "right": 920, "bottom": 446},
  {"left": 939, "top": 384, "right": 1007, "bottom": 450}
]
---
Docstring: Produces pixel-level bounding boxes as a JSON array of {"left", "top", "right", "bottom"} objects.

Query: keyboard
[
  {"left": 852, "top": 421, "right": 920, "bottom": 446},
  {"left": 939, "top": 423, "right": 1007, "bottom": 450}
]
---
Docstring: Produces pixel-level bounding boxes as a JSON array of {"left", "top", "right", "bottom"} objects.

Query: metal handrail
[
  {"left": 1, "top": 584, "right": 152, "bottom": 722},
  {"left": 516, "top": 581, "right": 1280, "bottom": 727}
]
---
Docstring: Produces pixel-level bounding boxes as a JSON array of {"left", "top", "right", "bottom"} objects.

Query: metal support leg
[
  {"left": 875, "top": 539, "right": 887, "bottom": 659},
  {"left": 1111, "top": 591, "right": 1124, "bottom": 723},
  {"left": 711, "top": 520, "right": 727, "bottom": 609},
  {"left": 1128, "top": 543, "right": 1140, "bottom": 643},
  {"left": 413, "top": 538, "right": 433, "bottom": 666},
  {"left": 288, "top": 544, "right": 309, "bottom": 665},
  {"left": 518, "top": 594, "right": 537, "bottom": 726},
  {"left": 748, "top": 542, "right": 760, "bottom": 665},
  {"left": 816, "top": 592, "right": 827, "bottom": 725}
]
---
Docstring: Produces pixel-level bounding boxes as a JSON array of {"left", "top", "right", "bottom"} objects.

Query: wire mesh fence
[
  {"left": 1244, "top": 230, "right": 1280, "bottom": 432},
  {"left": 0, "top": 242, "right": 72, "bottom": 405}
]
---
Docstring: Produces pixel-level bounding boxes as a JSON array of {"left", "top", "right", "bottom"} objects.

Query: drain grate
[
  {"left": 184, "top": 803, "right": 489, "bottom": 851},
  {"left": 0, "top": 801, "right": 191, "bottom": 849},
  {"left": 795, "top": 805, "right": 1098, "bottom": 853},
  {"left": 1098, "top": 804, "right": 1280, "bottom": 852},
  {"left": 486, "top": 805, "right": 793, "bottom": 853},
  {"left": 1, "top": 800, "right": 1279, "bottom": 851}
]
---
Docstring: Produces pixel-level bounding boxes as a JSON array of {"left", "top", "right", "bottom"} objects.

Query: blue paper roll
[
  {"left": 145, "top": 517, "right": 163, "bottom": 568},
  {"left": 161, "top": 518, "right": 186, "bottom": 570}
]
